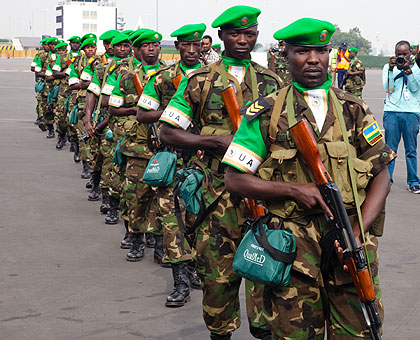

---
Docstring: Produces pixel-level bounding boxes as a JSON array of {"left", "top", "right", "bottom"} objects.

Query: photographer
[
  {"left": 199, "top": 35, "right": 220, "bottom": 65},
  {"left": 383, "top": 40, "right": 420, "bottom": 193}
]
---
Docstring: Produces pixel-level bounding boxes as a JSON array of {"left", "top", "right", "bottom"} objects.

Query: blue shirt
[{"left": 382, "top": 63, "right": 420, "bottom": 113}]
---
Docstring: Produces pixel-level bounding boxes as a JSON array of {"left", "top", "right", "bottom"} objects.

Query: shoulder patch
[
  {"left": 109, "top": 64, "right": 116, "bottom": 73},
  {"left": 71, "top": 57, "right": 76, "bottom": 63},
  {"left": 87, "top": 57, "right": 94, "bottom": 64},
  {"left": 363, "top": 121, "right": 383, "bottom": 146},
  {"left": 241, "top": 97, "right": 270, "bottom": 121}
]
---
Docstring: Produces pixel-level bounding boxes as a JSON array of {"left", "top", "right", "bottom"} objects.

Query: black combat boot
[
  {"left": 145, "top": 232, "right": 156, "bottom": 248},
  {"left": 166, "top": 262, "right": 190, "bottom": 307},
  {"left": 105, "top": 196, "right": 120, "bottom": 225},
  {"left": 72, "top": 140, "right": 80, "bottom": 163},
  {"left": 153, "top": 235, "right": 170, "bottom": 267},
  {"left": 46, "top": 124, "right": 55, "bottom": 138},
  {"left": 81, "top": 160, "right": 91, "bottom": 179},
  {"left": 69, "top": 138, "right": 75, "bottom": 152},
  {"left": 209, "top": 333, "right": 232, "bottom": 340},
  {"left": 38, "top": 119, "right": 47, "bottom": 131},
  {"left": 120, "top": 220, "right": 133, "bottom": 249},
  {"left": 126, "top": 233, "right": 145, "bottom": 261},
  {"left": 88, "top": 172, "right": 101, "bottom": 201},
  {"left": 85, "top": 178, "right": 93, "bottom": 189},
  {"left": 55, "top": 132, "right": 66, "bottom": 149},
  {"left": 185, "top": 261, "right": 201, "bottom": 289},
  {"left": 99, "top": 188, "right": 110, "bottom": 214}
]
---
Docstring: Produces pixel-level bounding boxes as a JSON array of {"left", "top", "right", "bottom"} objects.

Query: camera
[
  {"left": 395, "top": 56, "right": 406, "bottom": 70},
  {"left": 271, "top": 47, "right": 282, "bottom": 53}
]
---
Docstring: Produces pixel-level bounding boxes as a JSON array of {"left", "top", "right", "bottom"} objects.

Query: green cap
[
  {"left": 40, "top": 38, "right": 48, "bottom": 44},
  {"left": 54, "top": 42, "right": 68, "bottom": 50},
  {"left": 121, "top": 30, "right": 134, "bottom": 36},
  {"left": 170, "top": 23, "right": 207, "bottom": 41},
  {"left": 212, "top": 43, "right": 221, "bottom": 49},
  {"left": 67, "top": 36, "right": 81, "bottom": 43},
  {"left": 410, "top": 44, "right": 418, "bottom": 49},
  {"left": 212, "top": 5, "right": 261, "bottom": 29},
  {"left": 80, "top": 37, "right": 97, "bottom": 49},
  {"left": 99, "top": 30, "right": 119, "bottom": 43},
  {"left": 128, "top": 28, "right": 153, "bottom": 42},
  {"left": 46, "top": 37, "right": 59, "bottom": 44},
  {"left": 273, "top": 18, "right": 336, "bottom": 47},
  {"left": 132, "top": 30, "right": 162, "bottom": 47},
  {"left": 110, "top": 33, "right": 131, "bottom": 45},
  {"left": 348, "top": 47, "right": 358, "bottom": 53},
  {"left": 81, "top": 33, "right": 97, "bottom": 42}
]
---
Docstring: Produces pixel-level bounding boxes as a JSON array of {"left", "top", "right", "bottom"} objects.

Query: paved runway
[{"left": 0, "top": 59, "right": 419, "bottom": 340}]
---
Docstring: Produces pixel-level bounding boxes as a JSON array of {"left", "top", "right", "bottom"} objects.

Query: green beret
[
  {"left": 81, "top": 33, "right": 97, "bottom": 42},
  {"left": 410, "top": 45, "right": 418, "bottom": 49},
  {"left": 99, "top": 30, "right": 119, "bottom": 43},
  {"left": 40, "top": 38, "right": 48, "bottom": 44},
  {"left": 348, "top": 47, "right": 358, "bottom": 53},
  {"left": 273, "top": 18, "right": 336, "bottom": 47},
  {"left": 54, "top": 42, "right": 68, "bottom": 50},
  {"left": 132, "top": 31, "right": 162, "bottom": 47},
  {"left": 67, "top": 36, "right": 81, "bottom": 43},
  {"left": 80, "top": 37, "right": 97, "bottom": 49},
  {"left": 170, "top": 23, "right": 207, "bottom": 41},
  {"left": 121, "top": 30, "right": 134, "bottom": 36},
  {"left": 46, "top": 37, "right": 59, "bottom": 44},
  {"left": 110, "top": 33, "right": 131, "bottom": 45},
  {"left": 212, "top": 43, "right": 221, "bottom": 49},
  {"left": 212, "top": 5, "right": 261, "bottom": 29},
  {"left": 128, "top": 28, "right": 154, "bottom": 42}
]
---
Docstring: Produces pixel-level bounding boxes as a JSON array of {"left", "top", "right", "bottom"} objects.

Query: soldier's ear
[{"left": 218, "top": 29, "right": 223, "bottom": 41}]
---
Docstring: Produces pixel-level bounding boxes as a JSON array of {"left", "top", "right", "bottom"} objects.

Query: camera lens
[{"left": 396, "top": 56, "right": 406, "bottom": 70}]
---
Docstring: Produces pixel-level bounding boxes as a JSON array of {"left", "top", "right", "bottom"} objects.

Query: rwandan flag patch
[{"left": 363, "top": 121, "right": 383, "bottom": 146}]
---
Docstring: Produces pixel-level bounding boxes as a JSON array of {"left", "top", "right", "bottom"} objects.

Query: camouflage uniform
[
  {"left": 160, "top": 58, "right": 283, "bottom": 336},
  {"left": 222, "top": 85, "right": 396, "bottom": 339},
  {"left": 33, "top": 51, "right": 48, "bottom": 121},
  {"left": 138, "top": 61, "right": 200, "bottom": 263},
  {"left": 269, "top": 52, "right": 292, "bottom": 86},
  {"left": 44, "top": 53, "right": 59, "bottom": 126},
  {"left": 52, "top": 53, "right": 72, "bottom": 134},
  {"left": 344, "top": 58, "right": 366, "bottom": 98}
]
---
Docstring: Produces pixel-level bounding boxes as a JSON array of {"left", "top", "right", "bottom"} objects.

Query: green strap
[
  {"left": 268, "top": 86, "right": 291, "bottom": 140},
  {"left": 286, "top": 87, "right": 297, "bottom": 128}
]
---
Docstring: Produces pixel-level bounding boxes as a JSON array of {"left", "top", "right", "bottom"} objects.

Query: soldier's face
[
  {"left": 42, "top": 43, "right": 49, "bottom": 52},
  {"left": 70, "top": 42, "right": 80, "bottom": 51},
  {"left": 84, "top": 45, "right": 97, "bottom": 58},
  {"left": 176, "top": 41, "right": 201, "bottom": 67},
  {"left": 57, "top": 49, "right": 66, "bottom": 55},
  {"left": 137, "top": 42, "right": 160, "bottom": 65},
  {"left": 114, "top": 42, "right": 131, "bottom": 59},
  {"left": 285, "top": 45, "right": 330, "bottom": 87},
  {"left": 218, "top": 26, "right": 258, "bottom": 60},
  {"left": 103, "top": 42, "right": 114, "bottom": 56},
  {"left": 349, "top": 51, "right": 357, "bottom": 59},
  {"left": 49, "top": 43, "right": 57, "bottom": 53}
]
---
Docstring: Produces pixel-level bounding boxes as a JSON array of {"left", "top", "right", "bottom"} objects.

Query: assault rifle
[{"left": 289, "top": 119, "right": 382, "bottom": 340}]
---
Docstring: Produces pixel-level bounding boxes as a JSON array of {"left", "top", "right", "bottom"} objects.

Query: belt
[{"left": 203, "top": 154, "right": 226, "bottom": 174}]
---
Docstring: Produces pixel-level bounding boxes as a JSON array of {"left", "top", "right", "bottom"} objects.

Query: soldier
[
  {"left": 32, "top": 38, "right": 49, "bottom": 128},
  {"left": 108, "top": 31, "right": 166, "bottom": 262},
  {"left": 51, "top": 41, "right": 72, "bottom": 149},
  {"left": 84, "top": 29, "right": 121, "bottom": 206},
  {"left": 67, "top": 36, "right": 81, "bottom": 57},
  {"left": 344, "top": 47, "right": 366, "bottom": 98},
  {"left": 268, "top": 40, "right": 292, "bottom": 86},
  {"left": 136, "top": 23, "right": 206, "bottom": 307},
  {"left": 159, "top": 6, "right": 282, "bottom": 340},
  {"left": 222, "top": 18, "right": 395, "bottom": 340},
  {"left": 44, "top": 37, "right": 60, "bottom": 139},
  {"left": 67, "top": 34, "right": 99, "bottom": 179}
]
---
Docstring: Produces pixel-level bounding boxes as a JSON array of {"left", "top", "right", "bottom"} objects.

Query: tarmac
[{"left": 0, "top": 59, "right": 419, "bottom": 340}]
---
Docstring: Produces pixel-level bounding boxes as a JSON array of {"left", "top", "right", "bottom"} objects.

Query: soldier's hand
[
  {"left": 293, "top": 183, "right": 333, "bottom": 220},
  {"left": 83, "top": 118, "right": 95, "bottom": 137},
  {"left": 389, "top": 57, "right": 396, "bottom": 71},
  {"left": 269, "top": 46, "right": 275, "bottom": 56}
]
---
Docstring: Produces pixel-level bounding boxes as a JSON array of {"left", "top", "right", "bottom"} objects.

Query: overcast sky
[{"left": 2, "top": 0, "right": 420, "bottom": 52}]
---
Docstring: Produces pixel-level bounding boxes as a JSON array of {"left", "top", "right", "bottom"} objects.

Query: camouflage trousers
[
  {"left": 346, "top": 87, "right": 363, "bottom": 99},
  {"left": 54, "top": 93, "right": 69, "bottom": 134},
  {"left": 36, "top": 93, "right": 42, "bottom": 119},
  {"left": 195, "top": 190, "right": 269, "bottom": 336},
  {"left": 88, "top": 132, "right": 102, "bottom": 174},
  {"left": 262, "top": 218, "right": 383, "bottom": 340},
  {"left": 123, "top": 157, "right": 159, "bottom": 234},
  {"left": 156, "top": 182, "right": 194, "bottom": 264},
  {"left": 39, "top": 94, "right": 54, "bottom": 125},
  {"left": 99, "top": 132, "right": 113, "bottom": 189},
  {"left": 75, "top": 118, "right": 92, "bottom": 163}
]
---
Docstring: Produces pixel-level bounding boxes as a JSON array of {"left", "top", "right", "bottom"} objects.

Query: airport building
[{"left": 55, "top": 0, "right": 117, "bottom": 41}]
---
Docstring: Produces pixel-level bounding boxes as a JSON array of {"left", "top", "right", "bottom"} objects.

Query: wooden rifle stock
[
  {"left": 221, "top": 86, "right": 265, "bottom": 219},
  {"left": 101, "top": 54, "right": 107, "bottom": 63},
  {"left": 172, "top": 74, "right": 183, "bottom": 90},
  {"left": 133, "top": 73, "right": 144, "bottom": 97}
]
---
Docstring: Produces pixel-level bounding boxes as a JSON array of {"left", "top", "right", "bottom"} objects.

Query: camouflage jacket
[
  {"left": 34, "top": 50, "right": 49, "bottom": 72},
  {"left": 222, "top": 86, "right": 396, "bottom": 279},
  {"left": 53, "top": 53, "right": 72, "bottom": 95},
  {"left": 344, "top": 58, "right": 365, "bottom": 90}
]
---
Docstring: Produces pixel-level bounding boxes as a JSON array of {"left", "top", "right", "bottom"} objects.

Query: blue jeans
[
  {"left": 383, "top": 111, "right": 420, "bottom": 186},
  {"left": 337, "top": 69, "right": 347, "bottom": 89}
]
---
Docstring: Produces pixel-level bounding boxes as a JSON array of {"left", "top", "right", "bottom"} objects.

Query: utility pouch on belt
[
  {"left": 68, "top": 105, "right": 78, "bottom": 124},
  {"left": 233, "top": 215, "right": 296, "bottom": 286},
  {"left": 142, "top": 149, "right": 177, "bottom": 187},
  {"left": 35, "top": 80, "right": 46, "bottom": 93}
]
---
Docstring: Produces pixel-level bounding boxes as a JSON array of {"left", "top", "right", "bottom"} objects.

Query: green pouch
[
  {"left": 233, "top": 217, "right": 296, "bottom": 286},
  {"left": 47, "top": 91, "right": 53, "bottom": 105},
  {"left": 52, "top": 85, "right": 59, "bottom": 100},
  {"left": 142, "top": 151, "right": 177, "bottom": 187},
  {"left": 105, "top": 128, "right": 113, "bottom": 142},
  {"left": 113, "top": 137, "right": 127, "bottom": 165},
  {"left": 174, "top": 166, "right": 204, "bottom": 215},
  {"left": 64, "top": 96, "right": 70, "bottom": 111},
  {"left": 68, "top": 105, "right": 78, "bottom": 124},
  {"left": 35, "top": 79, "right": 46, "bottom": 93},
  {"left": 91, "top": 110, "right": 105, "bottom": 125}
]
